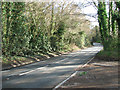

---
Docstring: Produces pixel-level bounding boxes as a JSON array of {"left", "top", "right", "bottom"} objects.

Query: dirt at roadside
[
  {"left": 59, "top": 58, "right": 119, "bottom": 89},
  {"left": 2, "top": 44, "right": 82, "bottom": 70}
]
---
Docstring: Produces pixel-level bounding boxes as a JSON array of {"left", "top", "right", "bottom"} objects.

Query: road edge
[{"left": 52, "top": 56, "right": 95, "bottom": 90}]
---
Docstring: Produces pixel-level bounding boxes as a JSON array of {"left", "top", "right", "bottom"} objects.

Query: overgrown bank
[
  {"left": 97, "top": 1, "right": 119, "bottom": 51},
  {"left": 96, "top": 50, "right": 120, "bottom": 61},
  {"left": 1, "top": 2, "right": 93, "bottom": 68},
  {"left": 96, "top": 1, "right": 120, "bottom": 61}
]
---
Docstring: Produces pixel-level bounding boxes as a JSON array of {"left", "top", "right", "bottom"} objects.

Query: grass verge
[{"left": 96, "top": 50, "right": 119, "bottom": 61}]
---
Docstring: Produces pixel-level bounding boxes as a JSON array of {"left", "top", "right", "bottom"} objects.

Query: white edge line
[
  {"left": 53, "top": 56, "right": 95, "bottom": 90},
  {"left": 81, "top": 56, "right": 94, "bottom": 68},
  {"left": 53, "top": 71, "right": 78, "bottom": 90}
]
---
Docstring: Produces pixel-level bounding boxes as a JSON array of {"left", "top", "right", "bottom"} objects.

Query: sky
[
  {"left": 72, "top": 0, "right": 99, "bottom": 27},
  {"left": 2, "top": 0, "right": 99, "bottom": 27},
  {"left": 81, "top": 5, "right": 99, "bottom": 27}
]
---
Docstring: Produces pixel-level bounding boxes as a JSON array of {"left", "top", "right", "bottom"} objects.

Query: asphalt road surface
[{"left": 2, "top": 43, "right": 103, "bottom": 89}]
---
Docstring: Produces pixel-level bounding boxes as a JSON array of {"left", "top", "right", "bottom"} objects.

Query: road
[{"left": 2, "top": 43, "right": 103, "bottom": 89}]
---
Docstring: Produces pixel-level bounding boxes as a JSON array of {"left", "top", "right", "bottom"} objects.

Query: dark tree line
[{"left": 98, "top": 1, "right": 120, "bottom": 52}]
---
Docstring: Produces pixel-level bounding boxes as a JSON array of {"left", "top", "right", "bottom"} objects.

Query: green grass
[{"left": 97, "top": 50, "right": 119, "bottom": 60}]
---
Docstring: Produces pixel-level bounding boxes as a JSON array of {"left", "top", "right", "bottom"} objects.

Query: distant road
[{"left": 2, "top": 43, "right": 103, "bottom": 88}]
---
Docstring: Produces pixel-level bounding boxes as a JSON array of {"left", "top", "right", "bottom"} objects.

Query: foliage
[
  {"left": 2, "top": 2, "right": 93, "bottom": 61},
  {"left": 97, "top": 1, "right": 119, "bottom": 51},
  {"left": 97, "top": 50, "right": 119, "bottom": 60},
  {"left": 2, "top": 2, "right": 27, "bottom": 57},
  {"left": 92, "top": 26, "right": 101, "bottom": 43}
]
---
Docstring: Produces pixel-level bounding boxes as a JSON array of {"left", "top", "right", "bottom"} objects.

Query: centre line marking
[{"left": 19, "top": 65, "right": 48, "bottom": 76}]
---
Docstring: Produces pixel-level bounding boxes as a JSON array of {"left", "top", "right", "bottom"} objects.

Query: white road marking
[
  {"left": 3, "top": 45, "right": 103, "bottom": 80},
  {"left": 4, "top": 58, "right": 69, "bottom": 77},
  {"left": 19, "top": 65, "right": 48, "bottom": 76},
  {"left": 53, "top": 56, "right": 95, "bottom": 90},
  {"left": 19, "top": 58, "right": 70, "bottom": 76},
  {"left": 19, "top": 69, "right": 38, "bottom": 76},
  {"left": 53, "top": 71, "right": 78, "bottom": 90},
  {"left": 53, "top": 58, "right": 68, "bottom": 64},
  {"left": 19, "top": 47, "right": 101, "bottom": 76}
]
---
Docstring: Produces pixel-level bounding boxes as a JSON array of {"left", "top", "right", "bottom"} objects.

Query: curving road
[{"left": 2, "top": 43, "right": 103, "bottom": 89}]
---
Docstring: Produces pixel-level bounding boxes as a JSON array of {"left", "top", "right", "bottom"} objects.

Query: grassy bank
[{"left": 96, "top": 50, "right": 119, "bottom": 61}]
